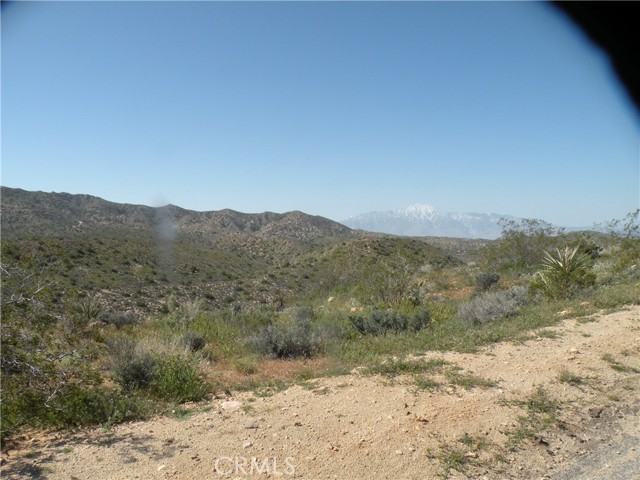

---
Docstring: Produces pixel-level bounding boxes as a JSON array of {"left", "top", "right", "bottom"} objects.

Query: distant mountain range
[
  {"left": 341, "top": 204, "right": 518, "bottom": 239},
  {"left": 2, "top": 188, "right": 589, "bottom": 242}
]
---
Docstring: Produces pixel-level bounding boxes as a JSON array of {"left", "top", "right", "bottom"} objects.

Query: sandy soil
[{"left": 3, "top": 306, "right": 639, "bottom": 479}]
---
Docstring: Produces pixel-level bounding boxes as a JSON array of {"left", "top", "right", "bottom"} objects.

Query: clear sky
[{"left": 2, "top": 1, "right": 638, "bottom": 227}]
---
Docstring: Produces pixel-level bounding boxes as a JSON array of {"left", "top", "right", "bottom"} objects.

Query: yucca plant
[
  {"left": 532, "top": 246, "right": 595, "bottom": 299},
  {"left": 71, "top": 296, "right": 104, "bottom": 321}
]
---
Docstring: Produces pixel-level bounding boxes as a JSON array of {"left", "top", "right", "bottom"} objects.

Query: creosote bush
[
  {"left": 457, "top": 286, "right": 529, "bottom": 325},
  {"left": 348, "top": 308, "right": 431, "bottom": 336},
  {"left": 604, "top": 209, "right": 640, "bottom": 271},
  {"left": 482, "top": 218, "right": 564, "bottom": 272}
]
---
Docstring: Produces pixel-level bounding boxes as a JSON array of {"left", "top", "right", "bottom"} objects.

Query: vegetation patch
[
  {"left": 557, "top": 369, "right": 589, "bottom": 386},
  {"left": 247, "top": 307, "right": 327, "bottom": 359},
  {"left": 1, "top": 200, "right": 638, "bottom": 445},
  {"left": 349, "top": 308, "right": 431, "bottom": 336},
  {"left": 366, "top": 357, "right": 450, "bottom": 377},
  {"left": 444, "top": 369, "right": 498, "bottom": 391},
  {"left": 531, "top": 246, "right": 596, "bottom": 299},
  {"left": 601, "top": 353, "right": 640, "bottom": 374},
  {"left": 456, "top": 286, "right": 529, "bottom": 325},
  {"left": 501, "top": 387, "right": 560, "bottom": 451}
]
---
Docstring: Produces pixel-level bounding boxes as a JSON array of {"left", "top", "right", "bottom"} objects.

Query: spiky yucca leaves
[{"left": 532, "top": 246, "right": 595, "bottom": 299}]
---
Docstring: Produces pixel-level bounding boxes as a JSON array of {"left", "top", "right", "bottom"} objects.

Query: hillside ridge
[{"left": 1, "top": 186, "right": 354, "bottom": 241}]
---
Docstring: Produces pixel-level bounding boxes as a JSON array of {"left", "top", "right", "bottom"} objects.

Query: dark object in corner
[{"left": 553, "top": 1, "right": 640, "bottom": 113}]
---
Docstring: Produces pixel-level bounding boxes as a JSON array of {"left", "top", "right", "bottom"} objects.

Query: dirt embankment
[{"left": 3, "top": 306, "right": 639, "bottom": 479}]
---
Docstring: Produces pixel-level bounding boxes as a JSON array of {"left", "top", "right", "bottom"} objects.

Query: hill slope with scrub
[{"left": 1, "top": 188, "right": 638, "bottom": 479}]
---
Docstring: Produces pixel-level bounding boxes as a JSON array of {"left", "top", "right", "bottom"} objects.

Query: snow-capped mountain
[{"left": 341, "top": 204, "right": 516, "bottom": 239}]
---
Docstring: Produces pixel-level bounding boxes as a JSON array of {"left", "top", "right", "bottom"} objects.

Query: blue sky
[{"left": 2, "top": 1, "right": 638, "bottom": 227}]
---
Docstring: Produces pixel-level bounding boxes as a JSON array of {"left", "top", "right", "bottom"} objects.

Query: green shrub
[
  {"left": 109, "top": 339, "right": 157, "bottom": 391},
  {"left": 182, "top": 331, "right": 206, "bottom": 352},
  {"left": 475, "top": 272, "right": 500, "bottom": 292},
  {"left": 457, "top": 286, "right": 528, "bottom": 325},
  {"left": 604, "top": 209, "right": 640, "bottom": 270},
  {"left": 1, "top": 383, "right": 150, "bottom": 438},
  {"left": 531, "top": 246, "right": 595, "bottom": 299},
  {"left": 1, "top": 264, "right": 110, "bottom": 442},
  {"left": 42, "top": 385, "right": 150, "bottom": 428},
  {"left": 482, "top": 218, "right": 564, "bottom": 272},
  {"left": 348, "top": 308, "right": 431, "bottom": 336},
  {"left": 247, "top": 312, "right": 323, "bottom": 359},
  {"left": 108, "top": 339, "right": 208, "bottom": 402},
  {"left": 150, "top": 355, "right": 208, "bottom": 402},
  {"left": 101, "top": 312, "right": 139, "bottom": 329},
  {"left": 164, "top": 297, "right": 205, "bottom": 329}
]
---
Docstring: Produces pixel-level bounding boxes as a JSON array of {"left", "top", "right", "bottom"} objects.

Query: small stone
[
  {"left": 244, "top": 421, "right": 258, "bottom": 429},
  {"left": 243, "top": 442, "right": 253, "bottom": 449},
  {"left": 395, "top": 450, "right": 403, "bottom": 455},
  {"left": 158, "top": 465, "right": 166, "bottom": 471},
  {"left": 220, "top": 401, "right": 242, "bottom": 411},
  {"left": 588, "top": 407, "right": 604, "bottom": 418}
]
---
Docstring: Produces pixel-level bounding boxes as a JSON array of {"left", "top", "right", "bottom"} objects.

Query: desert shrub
[
  {"left": 109, "top": 339, "right": 157, "bottom": 391},
  {"left": 362, "top": 256, "right": 417, "bottom": 307},
  {"left": 604, "top": 209, "right": 640, "bottom": 270},
  {"left": 182, "top": 331, "right": 206, "bottom": 352},
  {"left": 40, "top": 385, "right": 149, "bottom": 428},
  {"left": 1, "top": 263, "right": 108, "bottom": 441},
  {"left": 482, "top": 219, "right": 564, "bottom": 272},
  {"left": 457, "top": 286, "right": 529, "bottom": 325},
  {"left": 289, "top": 305, "right": 315, "bottom": 323},
  {"left": 1, "top": 382, "right": 150, "bottom": 438},
  {"left": 164, "top": 296, "right": 205, "bottom": 329},
  {"left": 101, "top": 312, "right": 139, "bottom": 329},
  {"left": 150, "top": 355, "right": 208, "bottom": 402},
  {"left": 349, "top": 308, "right": 431, "bottom": 336},
  {"left": 247, "top": 313, "right": 322, "bottom": 359},
  {"left": 566, "top": 237, "right": 601, "bottom": 260},
  {"left": 475, "top": 272, "right": 500, "bottom": 292},
  {"left": 108, "top": 338, "right": 208, "bottom": 402},
  {"left": 531, "top": 246, "right": 595, "bottom": 299}
]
